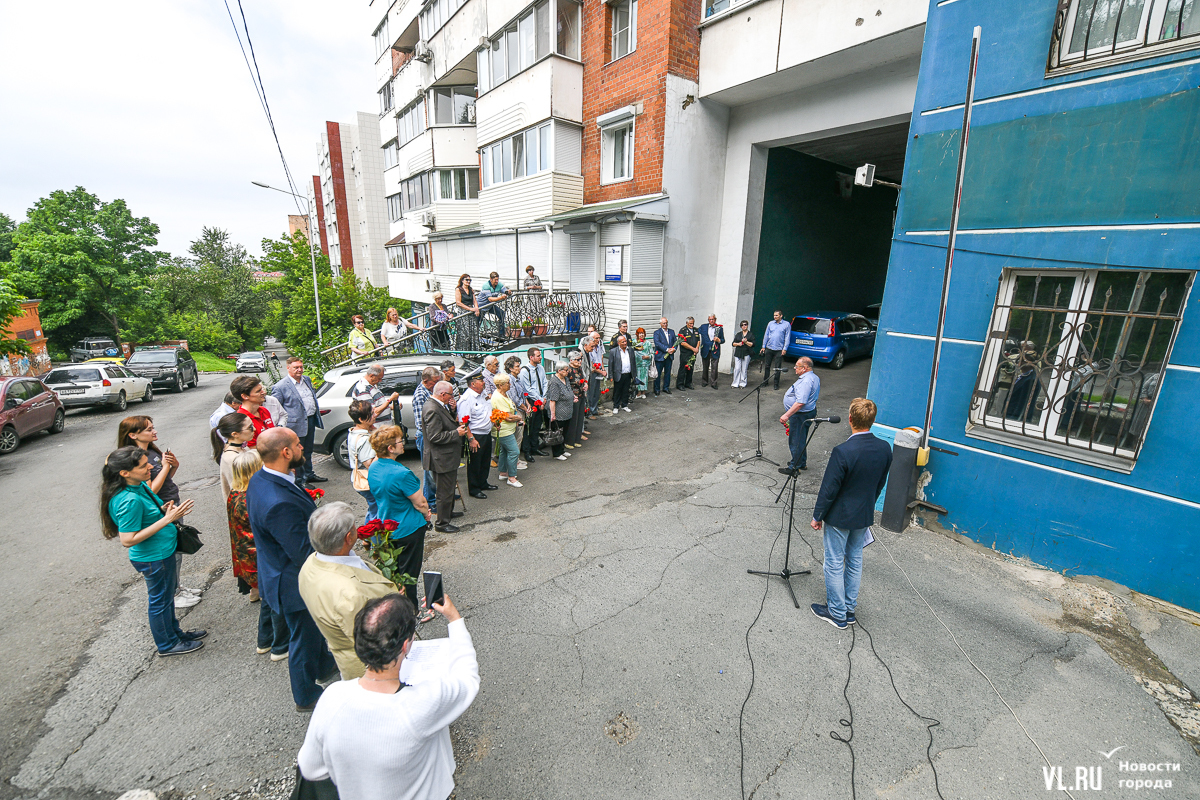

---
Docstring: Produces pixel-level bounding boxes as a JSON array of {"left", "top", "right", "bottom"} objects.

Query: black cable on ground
[{"left": 829, "top": 626, "right": 857, "bottom": 798}]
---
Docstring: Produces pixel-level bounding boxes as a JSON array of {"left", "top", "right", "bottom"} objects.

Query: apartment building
[
  {"left": 311, "top": 114, "right": 390, "bottom": 287},
  {"left": 369, "top": 0, "right": 928, "bottom": 350}
]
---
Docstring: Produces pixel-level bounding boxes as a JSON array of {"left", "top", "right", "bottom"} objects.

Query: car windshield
[
  {"left": 241, "top": 352, "right": 265, "bottom": 359},
  {"left": 45, "top": 368, "right": 102, "bottom": 384},
  {"left": 791, "top": 317, "right": 827, "bottom": 335},
  {"left": 128, "top": 351, "right": 176, "bottom": 364},
  {"left": 87, "top": 340, "right": 116, "bottom": 349}
]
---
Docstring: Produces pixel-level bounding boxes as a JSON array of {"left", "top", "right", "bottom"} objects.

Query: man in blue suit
[
  {"left": 270, "top": 356, "right": 325, "bottom": 485},
  {"left": 809, "top": 398, "right": 893, "bottom": 630},
  {"left": 247, "top": 427, "right": 338, "bottom": 711},
  {"left": 699, "top": 314, "right": 725, "bottom": 389},
  {"left": 652, "top": 317, "right": 676, "bottom": 396}
]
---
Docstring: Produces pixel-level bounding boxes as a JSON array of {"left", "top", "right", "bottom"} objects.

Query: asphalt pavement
[{"left": 2, "top": 357, "right": 1198, "bottom": 799}]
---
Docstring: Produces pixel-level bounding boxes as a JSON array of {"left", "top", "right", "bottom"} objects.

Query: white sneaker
[
  {"left": 622, "top": 407, "right": 632, "bottom": 413},
  {"left": 516, "top": 462, "right": 528, "bottom": 469},
  {"left": 174, "top": 593, "right": 201, "bottom": 608},
  {"left": 181, "top": 586, "right": 203, "bottom": 597},
  {"left": 612, "top": 409, "right": 620, "bottom": 415},
  {"left": 507, "top": 478, "right": 523, "bottom": 487},
  {"left": 564, "top": 451, "right": 572, "bottom": 457},
  {"left": 556, "top": 454, "right": 568, "bottom": 461}
]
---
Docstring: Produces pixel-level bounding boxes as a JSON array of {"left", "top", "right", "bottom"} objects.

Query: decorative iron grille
[
  {"left": 1048, "top": 0, "right": 1199, "bottom": 71},
  {"left": 969, "top": 268, "right": 1192, "bottom": 460}
]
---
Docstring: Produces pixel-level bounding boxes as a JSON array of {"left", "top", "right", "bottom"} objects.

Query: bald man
[
  {"left": 248, "top": 427, "right": 338, "bottom": 711},
  {"left": 422, "top": 380, "right": 469, "bottom": 532}
]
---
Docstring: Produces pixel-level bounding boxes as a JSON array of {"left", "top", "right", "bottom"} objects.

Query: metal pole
[
  {"left": 307, "top": 198, "right": 324, "bottom": 344},
  {"left": 921, "top": 25, "right": 981, "bottom": 451}
]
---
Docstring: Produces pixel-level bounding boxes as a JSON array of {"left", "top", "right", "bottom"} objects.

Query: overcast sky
[{"left": 0, "top": 1, "right": 381, "bottom": 258}]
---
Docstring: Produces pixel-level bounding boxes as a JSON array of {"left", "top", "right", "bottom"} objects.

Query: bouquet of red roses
[
  {"left": 355, "top": 519, "right": 416, "bottom": 587},
  {"left": 305, "top": 486, "right": 325, "bottom": 506},
  {"left": 532, "top": 399, "right": 544, "bottom": 411}
]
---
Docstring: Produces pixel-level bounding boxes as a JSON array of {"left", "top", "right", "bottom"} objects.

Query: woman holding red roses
[{"left": 366, "top": 426, "right": 434, "bottom": 620}]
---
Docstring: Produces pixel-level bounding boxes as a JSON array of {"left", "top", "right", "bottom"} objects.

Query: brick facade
[
  {"left": 580, "top": 0, "right": 700, "bottom": 205},
  {"left": 1, "top": 300, "right": 49, "bottom": 377},
  {"left": 326, "top": 121, "right": 355, "bottom": 274},
  {"left": 312, "top": 175, "right": 329, "bottom": 256}
]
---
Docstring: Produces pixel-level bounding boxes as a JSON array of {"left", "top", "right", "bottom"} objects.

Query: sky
[{"left": 0, "top": 1, "right": 382, "bottom": 258}]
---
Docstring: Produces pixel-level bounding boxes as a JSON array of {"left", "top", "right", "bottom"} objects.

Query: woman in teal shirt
[
  {"left": 366, "top": 427, "right": 434, "bottom": 621},
  {"left": 101, "top": 446, "right": 205, "bottom": 656}
]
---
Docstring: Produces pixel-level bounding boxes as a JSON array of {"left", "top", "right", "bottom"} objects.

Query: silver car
[
  {"left": 312, "top": 355, "right": 473, "bottom": 469},
  {"left": 43, "top": 364, "right": 153, "bottom": 410},
  {"left": 236, "top": 351, "right": 268, "bottom": 373}
]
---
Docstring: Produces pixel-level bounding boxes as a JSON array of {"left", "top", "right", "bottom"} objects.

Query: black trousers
[
  {"left": 467, "top": 432, "right": 492, "bottom": 493},
  {"left": 613, "top": 373, "right": 632, "bottom": 409},
  {"left": 282, "top": 606, "right": 337, "bottom": 706},
  {"left": 702, "top": 356, "right": 720, "bottom": 388},
  {"left": 763, "top": 349, "right": 785, "bottom": 388},
  {"left": 677, "top": 360, "right": 695, "bottom": 389},
  {"left": 393, "top": 524, "right": 428, "bottom": 609},
  {"left": 550, "top": 419, "right": 568, "bottom": 457},
  {"left": 434, "top": 469, "right": 456, "bottom": 525},
  {"left": 298, "top": 415, "right": 318, "bottom": 478},
  {"left": 522, "top": 408, "right": 543, "bottom": 456}
]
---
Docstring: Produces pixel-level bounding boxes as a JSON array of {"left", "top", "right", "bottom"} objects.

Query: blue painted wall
[{"left": 869, "top": 0, "right": 1200, "bottom": 610}]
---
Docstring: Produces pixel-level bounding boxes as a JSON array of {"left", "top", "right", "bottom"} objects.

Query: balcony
[
  {"left": 476, "top": 56, "right": 582, "bottom": 146},
  {"left": 479, "top": 171, "right": 582, "bottom": 229},
  {"left": 398, "top": 130, "right": 434, "bottom": 180},
  {"left": 392, "top": 57, "right": 429, "bottom": 115},
  {"left": 698, "top": 0, "right": 926, "bottom": 104},
  {"left": 431, "top": 126, "right": 478, "bottom": 167},
  {"left": 428, "top": 0, "right": 487, "bottom": 79}
]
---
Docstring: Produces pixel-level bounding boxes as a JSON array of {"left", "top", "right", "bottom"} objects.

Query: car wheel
[
  {"left": 175, "top": 373, "right": 185, "bottom": 392},
  {"left": 330, "top": 429, "right": 351, "bottom": 470},
  {"left": 189, "top": 369, "right": 199, "bottom": 388},
  {"left": 142, "top": 385, "right": 154, "bottom": 403},
  {"left": 114, "top": 391, "right": 128, "bottom": 411},
  {"left": 831, "top": 350, "right": 846, "bottom": 370},
  {"left": 0, "top": 426, "right": 18, "bottom": 455},
  {"left": 49, "top": 409, "right": 66, "bottom": 434}
]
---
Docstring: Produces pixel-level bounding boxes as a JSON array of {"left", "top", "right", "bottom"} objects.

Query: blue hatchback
[{"left": 784, "top": 312, "right": 877, "bottom": 369}]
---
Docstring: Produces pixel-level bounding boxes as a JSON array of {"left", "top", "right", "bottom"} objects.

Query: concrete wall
[
  {"left": 476, "top": 57, "right": 583, "bottom": 146},
  {"left": 749, "top": 148, "right": 895, "bottom": 335}
]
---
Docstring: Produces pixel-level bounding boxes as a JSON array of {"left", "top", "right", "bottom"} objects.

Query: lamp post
[{"left": 251, "top": 180, "right": 323, "bottom": 343}]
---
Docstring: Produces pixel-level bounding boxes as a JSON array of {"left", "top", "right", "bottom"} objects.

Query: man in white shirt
[
  {"left": 607, "top": 335, "right": 635, "bottom": 414},
  {"left": 297, "top": 592, "right": 479, "bottom": 800},
  {"left": 458, "top": 374, "right": 497, "bottom": 499}
]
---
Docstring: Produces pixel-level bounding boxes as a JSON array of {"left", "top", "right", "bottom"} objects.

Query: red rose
[
  {"left": 381, "top": 519, "right": 399, "bottom": 532},
  {"left": 356, "top": 519, "right": 385, "bottom": 539},
  {"left": 460, "top": 415, "right": 470, "bottom": 424}
]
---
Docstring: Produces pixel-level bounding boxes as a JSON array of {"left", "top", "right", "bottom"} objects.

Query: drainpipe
[{"left": 545, "top": 224, "right": 554, "bottom": 289}]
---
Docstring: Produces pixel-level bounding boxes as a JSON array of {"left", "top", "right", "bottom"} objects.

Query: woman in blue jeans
[
  {"left": 347, "top": 400, "right": 379, "bottom": 523},
  {"left": 101, "top": 446, "right": 206, "bottom": 657}
]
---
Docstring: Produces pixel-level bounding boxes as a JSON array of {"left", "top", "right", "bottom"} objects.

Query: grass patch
[{"left": 193, "top": 351, "right": 237, "bottom": 372}]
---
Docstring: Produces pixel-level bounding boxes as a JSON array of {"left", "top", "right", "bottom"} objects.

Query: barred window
[
  {"left": 1049, "top": 0, "right": 1200, "bottom": 71},
  {"left": 969, "top": 268, "right": 1191, "bottom": 463}
]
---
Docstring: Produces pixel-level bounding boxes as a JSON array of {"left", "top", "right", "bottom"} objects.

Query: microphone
[{"left": 813, "top": 415, "right": 841, "bottom": 424}]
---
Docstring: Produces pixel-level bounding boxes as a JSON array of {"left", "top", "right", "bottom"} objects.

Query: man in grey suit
[
  {"left": 422, "top": 381, "right": 468, "bottom": 533},
  {"left": 809, "top": 397, "right": 893, "bottom": 630},
  {"left": 271, "top": 356, "right": 326, "bottom": 485}
]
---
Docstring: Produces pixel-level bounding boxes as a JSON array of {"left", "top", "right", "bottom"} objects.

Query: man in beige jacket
[{"left": 299, "top": 501, "right": 398, "bottom": 680}]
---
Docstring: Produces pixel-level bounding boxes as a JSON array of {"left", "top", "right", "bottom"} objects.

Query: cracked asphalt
[{"left": 3, "top": 358, "right": 1199, "bottom": 799}]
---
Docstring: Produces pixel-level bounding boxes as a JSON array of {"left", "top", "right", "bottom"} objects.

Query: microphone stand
[
  {"left": 737, "top": 371, "right": 779, "bottom": 466},
  {"left": 746, "top": 419, "right": 827, "bottom": 608}
]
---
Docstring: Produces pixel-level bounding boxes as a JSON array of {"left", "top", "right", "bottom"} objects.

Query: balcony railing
[
  {"left": 1048, "top": 0, "right": 1200, "bottom": 71},
  {"left": 318, "top": 289, "right": 607, "bottom": 369}
]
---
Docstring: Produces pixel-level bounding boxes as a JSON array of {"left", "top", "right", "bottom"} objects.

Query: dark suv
[
  {"left": 70, "top": 338, "right": 120, "bottom": 362},
  {"left": 124, "top": 348, "right": 200, "bottom": 392}
]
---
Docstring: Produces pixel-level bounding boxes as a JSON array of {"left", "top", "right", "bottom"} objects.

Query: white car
[
  {"left": 312, "top": 355, "right": 475, "bottom": 469},
  {"left": 236, "top": 351, "right": 268, "bottom": 372},
  {"left": 43, "top": 364, "right": 153, "bottom": 411}
]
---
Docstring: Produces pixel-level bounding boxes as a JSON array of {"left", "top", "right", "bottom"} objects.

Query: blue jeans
[
  {"left": 654, "top": 356, "right": 673, "bottom": 393},
  {"left": 416, "top": 433, "right": 436, "bottom": 511},
  {"left": 257, "top": 600, "right": 288, "bottom": 655},
  {"left": 357, "top": 489, "right": 378, "bottom": 523},
  {"left": 283, "top": 607, "right": 338, "bottom": 706},
  {"left": 823, "top": 524, "right": 870, "bottom": 620},
  {"left": 497, "top": 433, "right": 519, "bottom": 476},
  {"left": 787, "top": 409, "right": 817, "bottom": 470},
  {"left": 131, "top": 555, "right": 184, "bottom": 652}
]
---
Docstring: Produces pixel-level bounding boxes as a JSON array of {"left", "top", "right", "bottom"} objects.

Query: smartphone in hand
[{"left": 423, "top": 571, "right": 444, "bottom": 609}]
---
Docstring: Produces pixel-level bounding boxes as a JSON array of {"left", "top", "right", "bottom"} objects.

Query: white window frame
[
  {"left": 386, "top": 193, "right": 402, "bottom": 221},
  {"left": 1054, "top": 0, "right": 1200, "bottom": 69},
  {"left": 478, "top": 0, "right": 552, "bottom": 93},
  {"left": 397, "top": 98, "right": 427, "bottom": 146},
  {"left": 373, "top": 18, "right": 391, "bottom": 58},
  {"left": 383, "top": 139, "right": 399, "bottom": 169},
  {"left": 400, "top": 172, "right": 432, "bottom": 213},
  {"left": 611, "top": 0, "right": 637, "bottom": 60},
  {"left": 479, "top": 122, "right": 554, "bottom": 189},
  {"left": 379, "top": 82, "right": 395, "bottom": 115},
  {"left": 430, "top": 86, "right": 477, "bottom": 126},
  {"left": 600, "top": 121, "right": 634, "bottom": 184},
  {"left": 437, "top": 168, "right": 480, "bottom": 200},
  {"left": 969, "top": 267, "right": 1191, "bottom": 465}
]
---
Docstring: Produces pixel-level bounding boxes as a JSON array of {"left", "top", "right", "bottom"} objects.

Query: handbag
[
  {"left": 648, "top": 360, "right": 659, "bottom": 379},
  {"left": 290, "top": 765, "right": 339, "bottom": 800},
  {"left": 175, "top": 523, "right": 204, "bottom": 555},
  {"left": 542, "top": 427, "right": 564, "bottom": 446},
  {"left": 348, "top": 430, "right": 371, "bottom": 491}
]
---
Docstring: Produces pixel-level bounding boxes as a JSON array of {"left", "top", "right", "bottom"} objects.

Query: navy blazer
[
  {"left": 246, "top": 470, "right": 317, "bottom": 614},
  {"left": 812, "top": 432, "right": 893, "bottom": 530},
  {"left": 653, "top": 328, "right": 676, "bottom": 361},
  {"left": 271, "top": 376, "right": 323, "bottom": 438},
  {"left": 699, "top": 323, "right": 725, "bottom": 359}
]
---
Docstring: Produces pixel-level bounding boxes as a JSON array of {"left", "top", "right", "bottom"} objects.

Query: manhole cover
[{"left": 604, "top": 711, "right": 639, "bottom": 745}]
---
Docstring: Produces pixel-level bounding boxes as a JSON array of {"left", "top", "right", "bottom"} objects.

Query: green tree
[
  {"left": 0, "top": 270, "right": 31, "bottom": 357},
  {"left": 9, "top": 187, "right": 164, "bottom": 348},
  {"left": 188, "top": 227, "right": 268, "bottom": 350},
  {"left": 0, "top": 213, "right": 16, "bottom": 263}
]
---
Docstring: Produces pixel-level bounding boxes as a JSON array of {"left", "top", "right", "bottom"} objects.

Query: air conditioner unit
[
  {"left": 414, "top": 42, "right": 433, "bottom": 62},
  {"left": 419, "top": 211, "right": 436, "bottom": 227},
  {"left": 425, "top": 277, "right": 441, "bottom": 292}
]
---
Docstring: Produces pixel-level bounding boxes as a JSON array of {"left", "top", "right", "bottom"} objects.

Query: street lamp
[{"left": 251, "top": 180, "right": 323, "bottom": 343}]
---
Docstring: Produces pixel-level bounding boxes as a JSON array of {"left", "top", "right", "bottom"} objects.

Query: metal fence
[{"left": 1048, "top": 0, "right": 1199, "bottom": 71}]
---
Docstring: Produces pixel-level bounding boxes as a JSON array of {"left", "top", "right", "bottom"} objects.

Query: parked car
[
  {"left": 312, "top": 355, "right": 474, "bottom": 470},
  {"left": 0, "top": 376, "right": 65, "bottom": 455},
  {"left": 236, "top": 351, "right": 268, "bottom": 373},
  {"left": 83, "top": 356, "right": 128, "bottom": 365},
  {"left": 43, "top": 364, "right": 153, "bottom": 410},
  {"left": 861, "top": 303, "right": 882, "bottom": 330},
  {"left": 69, "top": 338, "right": 120, "bottom": 362},
  {"left": 784, "top": 312, "right": 877, "bottom": 369},
  {"left": 124, "top": 347, "right": 199, "bottom": 392}
]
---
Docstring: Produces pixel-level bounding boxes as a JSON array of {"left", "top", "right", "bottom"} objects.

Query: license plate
[
  {"left": 58, "top": 388, "right": 84, "bottom": 395},
  {"left": 796, "top": 339, "right": 813, "bottom": 346}
]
